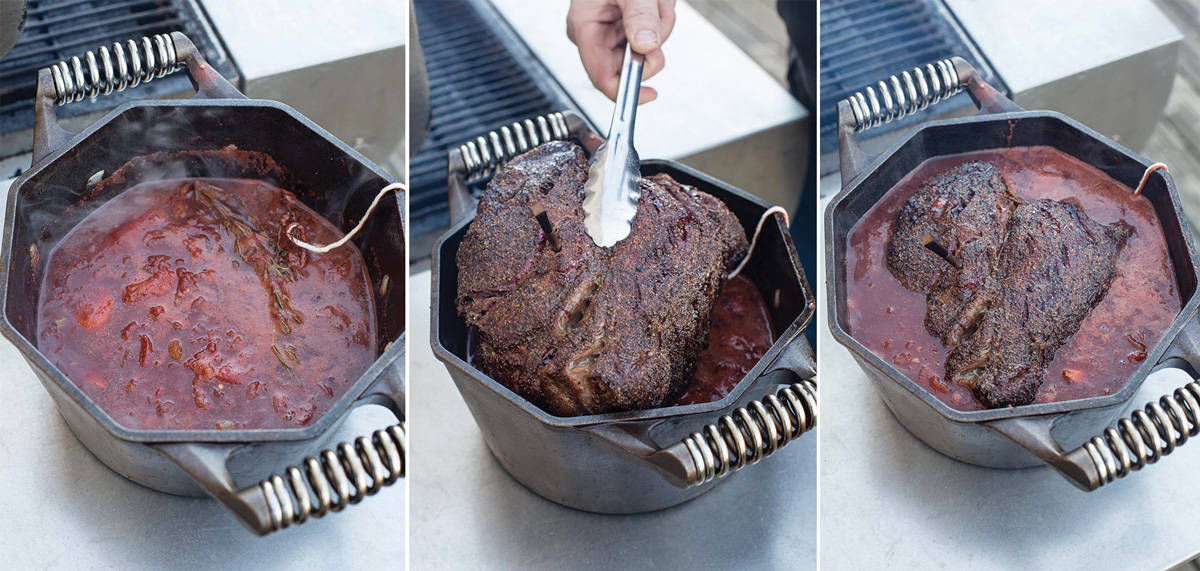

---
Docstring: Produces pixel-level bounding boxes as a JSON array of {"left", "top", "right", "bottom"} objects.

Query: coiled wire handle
[
  {"left": 459, "top": 112, "right": 571, "bottom": 181},
  {"left": 681, "top": 380, "right": 817, "bottom": 486},
  {"left": 251, "top": 423, "right": 406, "bottom": 533},
  {"left": 843, "top": 58, "right": 962, "bottom": 132},
  {"left": 1079, "top": 382, "right": 1200, "bottom": 488},
  {"left": 49, "top": 33, "right": 180, "bottom": 104}
]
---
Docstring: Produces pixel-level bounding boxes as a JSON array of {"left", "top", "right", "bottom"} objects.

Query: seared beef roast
[
  {"left": 945, "top": 199, "right": 1130, "bottom": 407},
  {"left": 887, "top": 162, "right": 1018, "bottom": 345},
  {"left": 887, "top": 161, "right": 1130, "bottom": 408},
  {"left": 456, "top": 141, "right": 748, "bottom": 416}
]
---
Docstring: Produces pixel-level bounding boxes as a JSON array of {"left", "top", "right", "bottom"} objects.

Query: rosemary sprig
[
  {"left": 270, "top": 345, "right": 294, "bottom": 370},
  {"left": 191, "top": 181, "right": 304, "bottom": 336}
]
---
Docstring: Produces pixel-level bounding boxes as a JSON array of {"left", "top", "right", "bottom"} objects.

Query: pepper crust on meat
[
  {"left": 456, "top": 141, "right": 748, "bottom": 416},
  {"left": 887, "top": 162, "right": 1129, "bottom": 408}
]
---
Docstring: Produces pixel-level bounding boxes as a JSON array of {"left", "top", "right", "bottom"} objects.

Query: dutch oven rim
[
  {"left": 824, "top": 107, "right": 1200, "bottom": 424},
  {"left": 0, "top": 97, "right": 406, "bottom": 444},
  {"left": 430, "top": 156, "right": 815, "bottom": 429}
]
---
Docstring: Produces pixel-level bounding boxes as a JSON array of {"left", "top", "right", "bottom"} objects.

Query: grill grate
[
  {"left": 410, "top": 0, "right": 576, "bottom": 259},
  {"left": 0, "top": 0, "right": 236, "bottom": 142},
  {"left": 819, "top": 0, "right": 1001, "bottom": 156}
]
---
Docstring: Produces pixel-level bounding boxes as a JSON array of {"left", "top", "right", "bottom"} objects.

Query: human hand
[{"left": 566, "top": 0, "right": 677, "bottom": 103}]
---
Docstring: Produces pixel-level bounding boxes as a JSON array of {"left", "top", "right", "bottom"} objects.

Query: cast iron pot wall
[
  {"left": 825, "top": 111, "right": 1200, "bottom": 469},
  {"left": 432, "top": 159, "right": 815, "bottom": 513},
  {"left": 1, "top": 100, "right": 406, "bottom": 496}
]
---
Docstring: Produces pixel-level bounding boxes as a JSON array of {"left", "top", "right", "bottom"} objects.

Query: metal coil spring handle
[
  {"left": 844, "top": 58, "right": 962, "bottom": 133},
  {"left": 1067, "top": 382, "right": 1200, "bottom": 490},
  {"left": 34, "top": 32, "right": 244, "bottom": 164},
  {"left": 653, "top": 380, "right": 817, "bottom": 487},
  {"left": 50, "top": 33, "right": 180, "bottom": 104},
  {"left": 163, "top": 419, "right": 407, "bottom": 536},
  {"left": 459, "top": 112, "right": 572, "bottom": 181},
  {"left": 447, "top": 110, "right": 600, "bottom": 224},
  {"left": 684, "top": 381, "right": 816, "bottom": 485},
  {"left": 836, "top": 56, "right": 1020, "bottom": 183},
  {"left": 246, "top": 423, "right": 407, "bottom": 532}
]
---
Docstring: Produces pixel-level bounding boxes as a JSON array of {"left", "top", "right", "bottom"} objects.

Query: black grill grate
[
  {"left": 411, "top": 0, "right": 575, "bottom": 259},
  {"left": 819, "top": 0, "right": 1001, "bottom": 155},
  {"left": 0, "top": 0, "right": 236, "bottom": 140}
]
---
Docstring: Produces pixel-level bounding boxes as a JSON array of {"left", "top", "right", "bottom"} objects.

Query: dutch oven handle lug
[
  {"left": 153, "top": 442, "right": 277, "bottom": 534},
  {"left": 983, "top": 415, "right": 1098, "bottom": 490},
  {"left": 837, "top": 56, "right": 1020, "bottom": 183},
  {"left": 447, "top": 151, "right": 475, "bottom": 226},
  {"left": 223, "top": 349, "right": 408, "bottom": 535},
  {"left": 649, "top": 374, "right": 817, "bottom": 488},
  {"left": 655, "top": 337, "right": 818, "bottom": 487},
  {"left": 169, "top": 32, "right": 245, "bottom": 101},
  {"left": 585, "top": 338, "right": 817, "bottom": 488},
  {"left": 155, "top": 418, "right": 406, "bottom": 535},
  {"left": 445, "top": 110, "right": 601, "bottom": 226},
  {"left": 987, "top": 371, "right": 1200, "bottom": 491},
  {"left": 32, "top": 31, "right": 244, "bottom": 163}
]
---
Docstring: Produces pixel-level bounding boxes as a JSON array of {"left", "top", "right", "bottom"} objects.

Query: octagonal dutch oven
[{"left": 0, "top": 33, "right": 406, "bottom": 534}]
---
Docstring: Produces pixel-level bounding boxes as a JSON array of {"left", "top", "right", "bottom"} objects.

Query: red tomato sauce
[
  {"left": 845, "top": 146, "right": 1180, "bottom": 411},
  {"left": 37, "top": 178, "right": 376, "bottom": 430}
]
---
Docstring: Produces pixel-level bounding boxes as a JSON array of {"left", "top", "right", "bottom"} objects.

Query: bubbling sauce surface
[
  {"left": 37, "top": 178, "right": 376, "bottom": 430},
  {"left": 846, "top": 146, "right": 1180, "bottom": 410}
]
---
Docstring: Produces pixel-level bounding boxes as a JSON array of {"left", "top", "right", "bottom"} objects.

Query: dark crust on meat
[
  {"left": 887, "top": 161, "right": 1018, "bottom": 346},
  {"left": 945, "top": 199, "right": 1130, "bottom": 408},
  {"left": 455, "top": 141, "right": 749, "bottom": 416}
]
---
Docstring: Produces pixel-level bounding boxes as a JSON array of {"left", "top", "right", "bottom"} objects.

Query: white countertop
[
  {"left": 407, "top": 268, "right": 817, "bottom": 570},
  {"left": 817, "top": 195, "right": 1200, "bottom": 570},
  {"left": 946, "top": 0, "right": 1179, "bottom": 95},
  {"left": 0, "top": 182, "right": 406, "bottom": 570},
  {"left": 199, "top": 0, "right": 407, "bottom": 80}
]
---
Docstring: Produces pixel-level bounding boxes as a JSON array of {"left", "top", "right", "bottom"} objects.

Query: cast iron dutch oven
[
  {"left": 825, "top": 57, "right": 1200, "bottom": 490},
  {"left": 0, "top": 33, "right": 406, "bottom": 534},
  {"left": 431, "top": 111, "right": 818, "bottom": 513}
]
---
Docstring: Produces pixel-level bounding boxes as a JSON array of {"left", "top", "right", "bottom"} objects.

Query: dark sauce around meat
[
  {"left": 675, "top": 275, "right": 774, "bottom": 405},
  {"left": 468, "top": 274, "right": 774, "bottom": 408},
  {"left": 846, "top": 147, "right": 1180, "bottom": 411},
  {"left": 37, "top": 178, "right": 376, "bottom": 430}
]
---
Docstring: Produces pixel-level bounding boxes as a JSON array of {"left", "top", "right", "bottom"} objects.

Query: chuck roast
[
  {"left": 887, "top": 161, "right": 1018, "bottom": 346},
  {"left": 887, "top": 161, "right": 1130, "bottom": 408},
  {"left": 456, "top": 141, "right": 748, "bottom": 416},
  {"left": 945, "top": 199, "right": 1130, "bottom": 408}
]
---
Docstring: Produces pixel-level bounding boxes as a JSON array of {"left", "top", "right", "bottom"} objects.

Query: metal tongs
[{"left": 582, "top": 44, "right": 644, "bottom": 247}]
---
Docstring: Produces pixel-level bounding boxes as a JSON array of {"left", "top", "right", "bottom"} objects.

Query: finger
[
  {"left": 657, "top": 0, "right": 677, "bottom": 43},
  {"left": 573, "top": 25, "right": 625, "bottom": 100},
  {"left": 567, "top": 0, "right": 622, "bottom": 44},
  {"left": 641, "top": 48, "right": 664, "bottom": 81},
  {"left": 597, "top": 72, "right": 621, "bottom": 101},
  {"left": 638, "top": 86, "right": 658, "bottom": 104},
  {"left": 620, "top": 0, "right": 664, "bottom": 54}
]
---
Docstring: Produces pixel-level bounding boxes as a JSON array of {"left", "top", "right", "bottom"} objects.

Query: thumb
[{"left": 620, "top": 0, "right": 664, "bottom": 54}]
